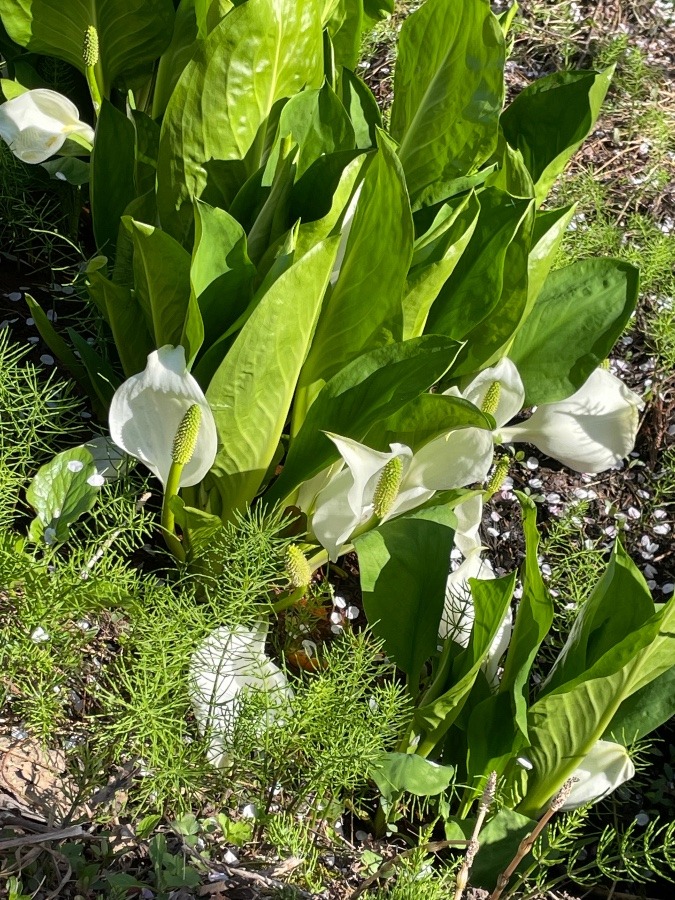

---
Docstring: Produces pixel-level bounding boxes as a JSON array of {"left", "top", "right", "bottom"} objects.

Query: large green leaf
[
  {"left": 370, "top": 752, "right": 454, "bottom": 802},
  {"left": 326, "top": 0, "right": 363, "bottom": 69},
  {"left": 266, "top": 335, "right": 461, "bottom": 505},
  {"left": 338, "top": 67, "right": 381, "bottom": 149},
  {"left": 368, "top": 394, "right": 493, "bottom": 453},
  {"left": 403, "top": 192, "right": 480, "bottom": 339},
  {"left": 157, "top": 0, "right": 323, "bottom": 240},
  {"left": 424, "top": 190, "right": 531, "bottom": 343},
  {"left": 127, "top": 219, "right": 203, "bottom": 364},
  {"left": 604, "top": 666, "right": 675, "bottom": 744},
  {"left": 90, "top": 101, "right": 136, "bottom": 257},
  {"left": 390, "top": 0, "right": 504, "bottom": 200},
  {"left": 470, "top": 809, "right": 535, "bottom": 890},
  {"left": 191, "top": 201, "right": 256, "bottom": 352},
  {"left": 517, "top": 590, "right": 675, "bottom": 816},
  {"left": 501, "top": 68, "right": 613, "bottom": 206},
  {"left": 296, "top": 130, "right": 413, "bottom": 411},
  {"left": 466, "top": 495, "right": 553, "bottom": 782},
  {"left": 206, "top": 237, "right": 339, "bottom": 518},
  {"left": 273, "top": 81, "right": 355, "bottom": 178},
  {"left": 152, "top": 0, "right": 200, "bottom": 118},
  {"left": 87, "top": 270, "right": 152, "bottom": 378},
  {"left": 542, "top": 542, "right": 654, "bottom": 694},
  {"left": 0, "top": 0, "right": 175, "bottom": 94},
  {"left": 412, "top": 572, "right": 516, "bottom": 754},
  {"left": 509, "top": 258, "right": 639, "bottom": 405},
  {"left": 354, "top": 506, "right": 458, "bottom": 681}
]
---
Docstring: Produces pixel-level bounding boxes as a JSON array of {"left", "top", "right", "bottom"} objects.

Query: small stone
[
  {"left": 546, "top": 492, "right": 561, "bottom": 504},
  {"left": 46, "top": 309, "right": 57, "bottom": 321},
  {"left": 330, "top": 624, "right": 343, "bottom": 634},
  {"left": 223, "top": 849, "right": 239, "bottom": 866},
  {"left": 635, "top": 812, "right": 650, "bottom": 826},
  {"left": 330, "top": 611, "right": 342, "bottom": 625},
  {"left": 663, "top": 583, "right": 674, "bottom": 595},
  {"left": 25, "top": 317, "right": 34, "bottom": 326},
  {"left": 67, "top": 460, "right": 85, "bottom": 473},
  {"left": 40, "top": 354, "right": 55, "bottom": 365},
  {"left": 241, "top": 803, "right": 257, "bottom": 819},
  {"left": 345, "top": 605, "right": 359, "bottom": 620},
  {"left": 31, "top": 626, "right": 50, "bottom": 643},
  {"left": 8, "top": 291, "right": 21, "bottom": 301},
  {"left": 333, "top": 594, "right": 347, "bottom": 609},
  {"left": 526, "top": 456, "right": 539, "bottom": 470},
  {"left": 627, "top": 507, "right": 640, "bottom": 519},
  {"left": 516, "top": 756, "right": 533, "bottom": 770},
  {"left": 653, "top": 509, "right": 667, "bottom": 520},
  {"left": 355, "top": 830, "right": 370, "bottom": 842},
  {"left": 87, "top": 473, "right": 105, "bottom": 487},
  {"left": 27, "top": 336, "right": 40, "bottom": 344},
  {"left": 528, "top": 478, "right": 543, "bottom": 489},
  {"left": 654, "top": 523, "right": 671, "bottom": 536}
]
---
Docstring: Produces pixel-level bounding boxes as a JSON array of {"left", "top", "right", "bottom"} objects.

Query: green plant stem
[
  {"left": 85, "top": 65, "right": 102, "bottom": 117},
  {"left": 272, "top": 585, "right": 306, "bottom": 613},
  {"left": 161, "top": 461, "right": 186, "bottom": 563}
]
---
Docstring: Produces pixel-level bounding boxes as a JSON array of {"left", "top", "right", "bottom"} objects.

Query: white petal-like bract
[
  {"left": 500, "top": 369, "right": 643, "bottom": 473},
  {"left": 562, "top": 740, "right": 636, "bottom": 810},
  {"left": 0, "top": 89, "right": 94, "bottom": 164},
  {"left": 109, "top": 345, "right": 218, "bottom": 488}
]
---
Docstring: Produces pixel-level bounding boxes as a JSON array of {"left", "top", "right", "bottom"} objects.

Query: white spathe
[
  {"left": 109, "top": 345, "right": 218, "bottom": 488},
  {"left": 189, "top": 624, "right": 292, "bottom": 768},
  {"left": 311, "top": 432, "right": 493, "bottom": 560},
  {"left": 562, "top": 739, "right": 636, "bottom": 810},
  {"left": 499, "top": 368, "right": 644, "bottom": 473},
  {"left": 441, "top": 493, "right": 512, "bottom": 685},
  {"left": 0, "top": 89, "right": 94, "bottom": 164}
]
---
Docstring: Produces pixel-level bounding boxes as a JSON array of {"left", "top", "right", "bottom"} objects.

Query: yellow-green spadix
[{"left": 109, "top": 345, "right": 217, "bottom": 488}]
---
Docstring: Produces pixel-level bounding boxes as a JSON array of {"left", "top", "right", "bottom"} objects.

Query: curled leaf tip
[
  {"left": 172, "top": 403, "right": 202, "bottom": 465},
  {"left": 373, "top": 455, "right": 403, "bottom": 518}
]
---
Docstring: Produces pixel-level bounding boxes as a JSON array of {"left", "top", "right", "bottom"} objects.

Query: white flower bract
[
  {"left": 189, "top": 624, "right": 292, "bottom": 768},
  {"left": 562, "top": 739, "right": 636, "bottom": 809},
  {"left": 108, "top": 345, "right": 218, "bottom": 488},
  {"left": 0, "top": 89, "right": 94, "bottom": 164}
]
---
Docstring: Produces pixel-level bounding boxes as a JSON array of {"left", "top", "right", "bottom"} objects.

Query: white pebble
[
  {"left": 40, "top": 354, "right": 55, "bottom": 365},
  {"left": 8, "top": 291, "right": 21, "bottom": 301},
  {"left": 333, "top": 594, "right": 347, "bottom": 609},
  {"left": 653, "top": 523, "right": 670, "bottom": 535},
  {"left": 526, "top": 456, "right": 539, "bottom": 470},
  {"left": 67, "top": 460, "right": 84, "bottom": 473},
  {"left": 330, "top": 624, "right": 343, "bottom": 634},
  {"left": 330, "top": 611, "right": 342, "bottom": 625},
  {"left": 663, "top": 583, "right": 674, "bottom": 595},
  {"left": 345, "top": 605, "right": 359, "bottom": 620},
  {"left": 653, "top": 509, "right": 667, "bottom": 520},
  {"left": 26, "top": 317, "right": 34, "bottom": 326},
  {"left": 46, "top": 309, "right": 57, "bottom": 321},
  {"left": 223, "top": 849, "right": 239, "bottom": 866},
  {"left": 627, "top": 507, "right": 641, "bottom": 519},
  {"left": 30, "top": 626, "right": 50, "bottom": 643},
  {"left": 516, "top": 756, "right": 533, "bottom": 770},
  {"left": 86, "top": 473, "right": 105, "bottom": 487},
  {"left": 635, "top": 812, "right": 650, "bottom": 826},
  {"left": 241, "top": 803, "right": 257, "bottom": 819}
]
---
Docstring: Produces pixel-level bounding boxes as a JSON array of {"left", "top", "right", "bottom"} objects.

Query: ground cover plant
[{"left": 1, "top": 0, "right": 674, "bottom": 897}]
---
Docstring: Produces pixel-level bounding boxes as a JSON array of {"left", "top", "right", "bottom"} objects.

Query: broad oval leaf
[
  {"left": 157, "top": 0, "right": 324, "bottom": 239},
  {"left": 390, "top": 0, "right": 504, "bottom": 200},
  {"left": 509, "top": 258, "right": 639, "bottom": 406},
  {"left": 206, "top": 236, "right": 339, "bottom": 518}
]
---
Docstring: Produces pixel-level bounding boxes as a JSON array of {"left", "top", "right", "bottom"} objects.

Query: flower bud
[
  {"left": 485, "top": 456, "right": 510, "bottom": 496},
  {"left": 172, "top": 404, "right": 202, "bottom": 465},
  {"left": 285, "top": 544, "right": 312, "bottom": 589}
]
